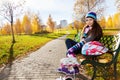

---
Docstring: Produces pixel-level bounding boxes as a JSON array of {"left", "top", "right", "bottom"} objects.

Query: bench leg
[
  {"left": 114, "top": 62, "right": 117, "bottom": 80},
  {"left": 91, "top": 66, "right": 96, "bottom": 80}
]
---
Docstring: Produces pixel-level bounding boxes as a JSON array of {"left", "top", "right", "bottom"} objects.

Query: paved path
[
  {"left": 0, "top": 35, "right": 89, "bottom": 80},
  {"left": 0, "top": 35, "right": 68, "bottom": 80}
]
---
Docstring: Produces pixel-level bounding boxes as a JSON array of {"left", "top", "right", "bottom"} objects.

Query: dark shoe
[{"left": 65, "top": 77, "right": 73, "bottom": 80}]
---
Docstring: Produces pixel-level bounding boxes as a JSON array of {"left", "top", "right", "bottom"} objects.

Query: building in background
[{"left": 60, "top": 20, "right": 67, "bottom": 27}]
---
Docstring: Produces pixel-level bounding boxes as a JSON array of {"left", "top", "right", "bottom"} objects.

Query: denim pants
[{"left": 65, "top": 38, "right": 82, "bottom": 55}]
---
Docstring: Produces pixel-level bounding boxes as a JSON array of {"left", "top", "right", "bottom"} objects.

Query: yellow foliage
[
  {"left": 106, "top": 16, "right": 113, "bottom": 29},
  {"left": 1, "top": 23, "right": 11, "bottom": 35},
  {"left": 113, "top": 12, "right": 120, "bottom": 29},
  {"left": 99, "top": 16, "right": 106, "bottom": 29},
  {"left": 105, "top": 12, "right": 120, "bottom": 29},
  {"left": 14, "top": 19, "right": 22, "bottom": 34},
  {"left": 46, "top": 14, "right": 55, "bottom": 32},
  {"left": 22, "top": 14, "right": 32, "bottom": 34},
  {"left": 73, "top": 20, "right": 84, "bottom": 31}
]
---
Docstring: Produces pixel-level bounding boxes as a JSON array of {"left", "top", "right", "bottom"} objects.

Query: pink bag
[{"left": 82, "top": 41, "right": 108, "bottom": 55}]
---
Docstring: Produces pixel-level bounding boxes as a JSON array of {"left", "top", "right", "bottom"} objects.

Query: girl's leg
[
  {"left": 65, "top": 38, "right": 77, "bottom": 50},
  {"left": 58, "top": 39, "right": 83, "bottom": 75},
  {"left": 67, "top": 41, "right": 84, "bottom": 55}
]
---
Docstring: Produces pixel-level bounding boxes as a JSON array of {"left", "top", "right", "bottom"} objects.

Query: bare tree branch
[
  {"left": 73, "top": 0, "right": 105, "bottom": 22},
  {"left": 0, "top": 0, "right": 25, "bottom": 43},
  {"left": 0, "top": 14, "right": 11, "bottom": 22},
  {"left": 115, "top": 0, "right": 120, "bottom": 11}
]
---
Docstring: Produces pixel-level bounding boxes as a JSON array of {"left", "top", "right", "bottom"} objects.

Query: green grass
[
  {"left": 66, "top": 29, "right": 78, "bottom": 39},
  {"left": 0, "top": 32, "right": 65, "bottom": 66}
]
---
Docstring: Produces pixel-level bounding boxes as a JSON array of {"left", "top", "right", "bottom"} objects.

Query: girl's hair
[
  {"left": 90, "top": 20, "right": 103, "bottom": 40},
  {"left": 81, "top": 20, "right": 103, "bottom": 41}
]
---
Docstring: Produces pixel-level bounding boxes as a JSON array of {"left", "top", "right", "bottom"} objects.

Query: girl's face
[{"left": 85, "top": 17, "right": 94, "bottom": 27}]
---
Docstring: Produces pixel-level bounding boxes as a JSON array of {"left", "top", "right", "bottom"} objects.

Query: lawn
[{"left": 0, "top": 32, "right": 65, "bottom": 66}]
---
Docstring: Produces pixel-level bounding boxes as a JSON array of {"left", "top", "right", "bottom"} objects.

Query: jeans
[
  {"left": 65, "top": 38, "right": 77, "bottom": 49},
  {"left": 65, "top": 38, "right": 83, "bottom": 55}
]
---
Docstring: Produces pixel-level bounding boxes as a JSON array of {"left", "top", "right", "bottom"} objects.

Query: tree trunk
[
  {"left": 87, "top": 0, "right": 90, "bottom": 12},
  {"left": 11, "top": 17, "right": 15, "bottom": 43}
]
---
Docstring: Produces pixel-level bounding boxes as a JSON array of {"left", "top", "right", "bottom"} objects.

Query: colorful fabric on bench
[{"left": 81, "top": 41, "right": 108, "bottom": 55}]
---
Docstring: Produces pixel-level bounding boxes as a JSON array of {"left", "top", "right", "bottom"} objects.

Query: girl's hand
[
  {"left": 80, "top": 38, "right": 86, "bottom": 43},
  {"left": 80, "top": 38, "right": 85, "bottom": 42}
]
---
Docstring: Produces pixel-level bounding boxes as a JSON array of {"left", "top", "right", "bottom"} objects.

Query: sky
[
  {"left": 25, "top": 0, "right": 117, "bottom": 24},
  {"left": 24, "top": 0, "right": 75, "bottom": 24},
  {"left": 0, "top": 0, "right": 118, "bottom": 26},
  {"left": 104, "top": 0, "right": 117, "bottom": 18}
]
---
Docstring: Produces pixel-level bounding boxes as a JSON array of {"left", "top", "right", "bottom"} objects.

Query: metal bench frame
[{"left": 79, "top": 35, "right": 120, "bottom": 80}]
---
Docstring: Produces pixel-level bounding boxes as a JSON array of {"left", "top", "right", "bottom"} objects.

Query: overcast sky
[{"left": 0, "top": 0, "right": 117, "bottom": 25}]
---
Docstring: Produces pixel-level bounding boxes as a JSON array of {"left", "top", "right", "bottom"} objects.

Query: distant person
[{"left": 58, "top": 12, "right": 103, "bottom": 75}]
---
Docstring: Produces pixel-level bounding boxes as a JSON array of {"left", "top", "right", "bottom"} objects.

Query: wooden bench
[{"left": 75, "top": 34, "right": 120, "bottom": 80}]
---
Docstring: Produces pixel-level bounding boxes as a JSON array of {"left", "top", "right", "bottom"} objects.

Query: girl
[{"left": 58, "top": 12, "right": 103, "bottom": 75}]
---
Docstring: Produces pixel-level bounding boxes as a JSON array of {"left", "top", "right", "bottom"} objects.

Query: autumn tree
[
  {"left": 14, "top": 18, "right": 22, "bottom": 34},
  {"left": 73, "top": 20, "right": 79, "bottom": 33},
  {"left": 67, "top": 23, "right": 74, "bottom": 30},
  {"left": 106, "top": 16, "right": 113, "bottom": 29},
  {"left": 74, "top": 0, "right": 105, "bottom": 22},
  {"left": 73, "top": 20, "right": 84, "bottom": 33},
  {"left": 1, "top": 23, "right": 11, "bottom": 35},
  {"left": 31, "top": 14, "right": 42, "bottom": 34},
  {"left": 0, "top": 23, "right": 3, "bottom": 35},
  {"left": 99, "top": 16, "right": 106, "bottom": 29},
  {"left": 1, "top": 28, "right": 6, "bottom": 35},
  {"left": 46, "top": 14, "right": 55, "bottom": 32},
  {"left": 0, "top": 0, "right": 25, "bottom": 43},
  {"left": 0, "top": 27, "right": 1, "bottom": 35},
  {"left": 113, "top": 13, "right": 120, "bottom": 29},
  {"left": 22, "top": 14, "right": 32, "bottom": 34}
]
